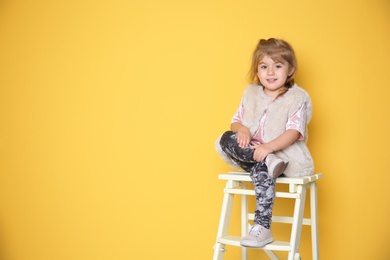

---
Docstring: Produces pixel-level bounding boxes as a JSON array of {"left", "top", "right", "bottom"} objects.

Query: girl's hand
[
  {"left": 250, "top": 143, "right": 273, "bottom": 162},
  {"left": 236, "top": 125, "right": 251, "bottom": 148}
]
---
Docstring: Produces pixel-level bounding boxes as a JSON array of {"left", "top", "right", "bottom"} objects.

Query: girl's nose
[{"left": 267, "top": 68, "right": 275, "bottom": 75}]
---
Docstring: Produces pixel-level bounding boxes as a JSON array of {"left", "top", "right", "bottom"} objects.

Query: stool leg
[
  {"left": 310, "top": 182, "right": 320, "bottom": 260},
  {"left": 288, "top": 184, "right": 307, "bottom": 260},
  {"left": 213, "top": 180, "right": 235, "bottom": 260},
  {"left": 264, "top": 250, "right": 279, "bottom": 260},
  {"left": 241, "top": 183, "right": 248, "bottom": 260}
]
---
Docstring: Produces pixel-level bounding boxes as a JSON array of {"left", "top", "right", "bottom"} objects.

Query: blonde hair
[{"left": 248, "top": 38, "right": 297, "bottom": 97}]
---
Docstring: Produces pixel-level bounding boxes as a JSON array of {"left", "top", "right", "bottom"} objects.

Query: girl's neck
[{"left": 263, "top": 86, "right": 288, "bottom": 99}]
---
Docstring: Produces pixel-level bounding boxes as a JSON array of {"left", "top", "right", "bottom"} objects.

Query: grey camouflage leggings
[{"left": 219, "top": 131, "right": 275, "bottom": 229}]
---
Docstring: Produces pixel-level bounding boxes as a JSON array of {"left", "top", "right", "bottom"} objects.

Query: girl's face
[{"left": 257, "top": 55, "right": 294, "bottom": 98}]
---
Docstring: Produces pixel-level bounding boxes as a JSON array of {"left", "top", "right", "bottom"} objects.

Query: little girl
[{"left": 215, "top": 38, "right": 314, "bottom": 248}]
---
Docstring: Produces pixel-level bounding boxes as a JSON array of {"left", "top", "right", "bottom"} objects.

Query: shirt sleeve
[
  {"left": 231, "top": 98, "right": 244, "bottom": 124},
  {"left": 286, "top": 102, "right": 307, "bottom": 140}
]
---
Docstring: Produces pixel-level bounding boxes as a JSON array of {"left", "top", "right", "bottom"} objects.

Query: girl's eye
[
  {"left": 275, "top": 65, "right": 283, "bottom": 68},
  {"left": 260, "top": 65, "right": 267, "bottom": 69}
]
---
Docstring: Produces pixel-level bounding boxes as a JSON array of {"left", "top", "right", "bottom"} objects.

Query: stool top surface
[{"left": 219, "top": 171, "right": 323, "bottom": 184}]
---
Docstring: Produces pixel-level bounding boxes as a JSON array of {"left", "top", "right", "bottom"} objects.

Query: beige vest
[{"left": 216, "top": 84, "right": 314, "bottom": 177}]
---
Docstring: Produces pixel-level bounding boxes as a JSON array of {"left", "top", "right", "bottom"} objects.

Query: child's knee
[{"left": 220, "top": 131, "right": 236, "bottom": 144}]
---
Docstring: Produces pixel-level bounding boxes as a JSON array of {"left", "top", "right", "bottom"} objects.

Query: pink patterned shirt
[{"left": 232, "top": 98, "right": 306, "bottom": 145}]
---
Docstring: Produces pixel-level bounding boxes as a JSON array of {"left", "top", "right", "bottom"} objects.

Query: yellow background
[{"left": 0, "top": 0, "right": 389, "bottom": 259}]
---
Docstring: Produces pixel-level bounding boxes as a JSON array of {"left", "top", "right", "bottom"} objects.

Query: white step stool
[{"left": 213, "top": 171, "right": 323, "bottom": 260}]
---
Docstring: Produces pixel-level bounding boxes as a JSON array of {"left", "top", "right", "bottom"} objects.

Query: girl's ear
[{"left": 288, "top": 67, "right": 295, "bottom": 77}]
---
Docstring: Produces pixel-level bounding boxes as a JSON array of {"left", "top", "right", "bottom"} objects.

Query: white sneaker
[
  {"left": 266, "top": 154, "right": 288, "bottom": 178},
  {"left": 240, "top": 224, "right": 274, "bottom": 248}
]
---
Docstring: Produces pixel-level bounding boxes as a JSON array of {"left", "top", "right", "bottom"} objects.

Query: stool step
[
  {"left": 225, "top": 188, "right": 301, "bottom": 199},
  {"left": 217, "top": 236, "right": 291, "bottom": 251},
  {"left": 245, "top": 214, "right": 312, "bottom": 225}
]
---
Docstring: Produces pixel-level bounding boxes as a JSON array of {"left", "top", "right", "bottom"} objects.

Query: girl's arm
[
  {"left": 251, "top": 129, "right": 300, "bottom": 162},
  {"left": 231, "top": 122, "right": 251, "bottom": 148}
]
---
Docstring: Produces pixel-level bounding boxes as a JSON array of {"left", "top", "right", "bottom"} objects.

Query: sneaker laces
[{"left": 250, "top": 225, "right": 263, "bottom": 237}]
